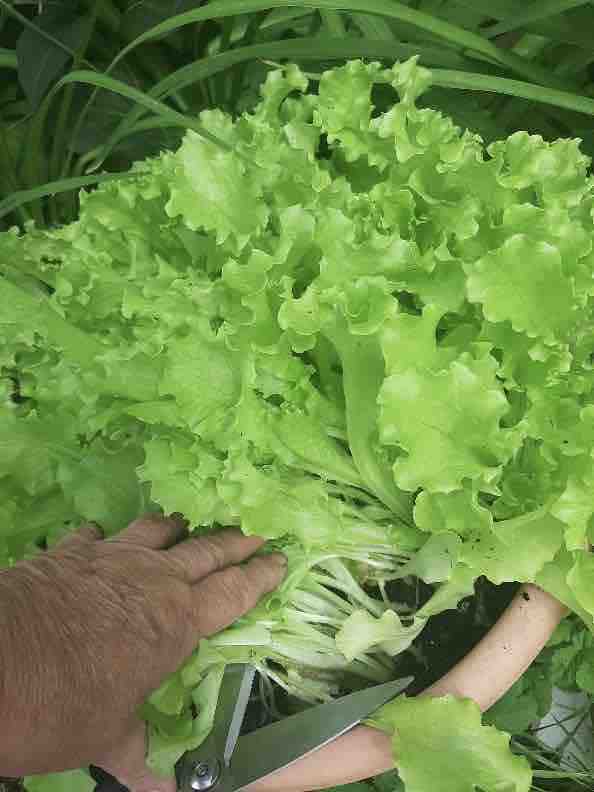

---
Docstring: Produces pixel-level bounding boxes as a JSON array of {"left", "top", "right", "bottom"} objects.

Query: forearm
[
  {"left": 0, "top": 564, "right": 84, "bottom": 776},
  {"left": 0, "top": 566, "right": 49, "bottom": 775},
  {"left": 0, "top": 568, "right": 34, "bottom": 774}
]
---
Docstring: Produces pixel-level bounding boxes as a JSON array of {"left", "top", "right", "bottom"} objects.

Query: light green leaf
[
  {"left": 25, "top": 770, "right": 95, "bottom": 792},
  {"left": 466, "top": 235, "right": 576, "bottom": 343},
  {"left": 416, "top": 564, "right": 476, "bottom": 619},
  {"left": 368, "top": 695, "right": 532, "bottom": 792},
  {"left": 336, "top": 609, "right": 424, "bottom": 661},
  {"left": 379, "top": 354, "right": 511, "bottom": 492},
  {"left": 165, "top": 122, "right": 268, "bottom": 250},
  {"left": 567, "top": 550, "right": 594, "bottom": 619}
]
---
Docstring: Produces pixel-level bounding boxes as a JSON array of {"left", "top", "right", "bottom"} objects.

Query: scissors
[{"left": 90, "top": 665, "right": 412, "bottom": 792}]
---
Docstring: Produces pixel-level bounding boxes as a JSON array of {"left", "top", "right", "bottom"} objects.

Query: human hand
[{"left": 0, "top": 515, "right": 286, "bottom": 788}]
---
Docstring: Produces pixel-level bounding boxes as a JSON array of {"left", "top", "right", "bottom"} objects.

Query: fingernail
[
  {"left": 169, "top": 512, "right": 190, "bottom": 530},
  {"left": 85, "top": 521, "right": 104, "bottom": 537}
]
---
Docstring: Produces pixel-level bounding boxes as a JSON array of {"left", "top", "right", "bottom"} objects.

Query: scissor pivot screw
[{"left": 189, "top": 759, "right": 222, "bottom": 791}]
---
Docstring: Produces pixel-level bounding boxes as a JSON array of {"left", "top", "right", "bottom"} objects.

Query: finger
[
  {"left": 111, "top": 513, "right": 188, "bottom": 550},
  {"left": 190, "top": 553, "right": 287, "bottom": 635},
  {"left": 94, "top": 719, "right": 175, "bottom": 792},
  {"left": 167, "top": 528, "right": 265, "bottom": 583},
  {"left": 56, "top": 521, "right": 104, "bottom": 549}
]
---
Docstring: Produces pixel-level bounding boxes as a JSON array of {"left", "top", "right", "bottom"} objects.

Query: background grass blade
[
  {"left": 108, "top": 0, "right": 573, "bottom": 88},
  {"left": 0, "top": 171, "right": 150, "bottom": 221},
  {"left": 87, "top": 36, "right": 481, "bottom": 171},
  {"left": 52, "top": 69, "right": 237, "bottom": 152},
  {"left": 482, "top": 0, "right": 594, "bottom": 40},
  {"left": 431, "top": 69, "right": 594, "bottom": 117}
]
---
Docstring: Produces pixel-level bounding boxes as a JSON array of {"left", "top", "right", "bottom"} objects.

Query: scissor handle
[{"left": 89, "top": 764, "right": 130, "bottom": 792}]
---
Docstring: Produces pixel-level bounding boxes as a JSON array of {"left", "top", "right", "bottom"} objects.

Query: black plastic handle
[{"left": 89, "top": 764, "right": 131, "bottom": 792}]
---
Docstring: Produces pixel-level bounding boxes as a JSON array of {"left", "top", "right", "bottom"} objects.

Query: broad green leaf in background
[
  {"left": 484, "top": 666, "right": 552, "bottom": 734},
  {"left": 16, "top": 6, "right": 91, "bottom": 109}
]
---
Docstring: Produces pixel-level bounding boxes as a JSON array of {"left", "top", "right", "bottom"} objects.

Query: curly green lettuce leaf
[
  {"left": 379, "top": 354, "right": 512, "bottom": 493},
  {"left": 567, "top": 549, "right": 594, "bottom": 620},
  {"left": 164, "top": 119, "right": 269, "bottom": 251},
  {"left": 416, "top": 564, "right": 477, "bottom": 620},
  {"left": 147, "top": 664, "right": 225, "bottom": 776},
  {"left": 551, "top": 453, "right": 594, "bottom": 551},
  {"left": 369, "top": 695, "right": 531, "bottom": 792},
  {"left": 466, "top": 235, "right": 578, "bottom": 343},
  {"left": 414, "top": 489, "right": 564, "bottom": 584},
  {"left": 335, "top": 609, "right": 424, "bottom": 662}
]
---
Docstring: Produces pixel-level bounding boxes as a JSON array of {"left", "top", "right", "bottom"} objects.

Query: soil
[{"left": 389, "top": 577, "right": 519, "bottom": 694}]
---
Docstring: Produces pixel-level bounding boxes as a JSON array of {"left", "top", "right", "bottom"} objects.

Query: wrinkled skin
[{"left": 0, "top": 515, "right": 286, "bottom": 790}]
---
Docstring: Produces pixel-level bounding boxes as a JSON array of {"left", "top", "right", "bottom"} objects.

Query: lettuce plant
[{"left": 2, "top": 58, "right": 594, "bottom": 790}]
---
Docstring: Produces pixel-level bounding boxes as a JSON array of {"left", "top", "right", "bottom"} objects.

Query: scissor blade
[
  {"left": 229, "top": 676, "right": 413, "bottom": 791},
  {"left": 222, "top": 664, "right": 256, "bottom": 766},
  {"left": 212, "top": 664, "right": 256, "bottom": 765}
]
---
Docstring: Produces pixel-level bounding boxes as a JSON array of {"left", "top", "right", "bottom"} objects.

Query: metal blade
[
  {"left": 222, "top": 665, "right": 256, "bottom": 766},
  {"left": 176, "top": 664, "right": 256, "bottom": 792},
  {"left": 212, "top": 664, "right": 256, "bottom": 764},
  {"left": 228, "top": 676, "right": 413, "bottom": 791}
]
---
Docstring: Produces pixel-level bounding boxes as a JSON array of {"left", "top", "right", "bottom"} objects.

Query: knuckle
[
  {"left": 248, "top": 556, "right": 281, "bottom": 591},
  {"left": 127, "top": 514, "right": 164, "bottom": 533},
  {"left": 197, "top": 535, "right": 227, "bottom": 573}
]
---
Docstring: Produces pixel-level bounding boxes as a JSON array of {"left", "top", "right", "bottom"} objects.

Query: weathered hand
[{"left": 0, "top": 515, "right": 286, "bottom": 786}]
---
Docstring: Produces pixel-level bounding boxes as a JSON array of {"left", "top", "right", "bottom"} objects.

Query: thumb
[{"left": 93, "top": 719, "right": 175, "bottom": 792}]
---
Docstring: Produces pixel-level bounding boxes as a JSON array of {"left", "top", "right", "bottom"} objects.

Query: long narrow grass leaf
[
  {"left": 259, "top": 8, "right": 313, "bottom": 32},
  {"left": 86, "top": 37, "right": 478, "bottom": 171},
  {"left": 482, "top": 0, "right": 593, "bottom": 39},
  {"left": 350, "top": 12, "right": 395, "bottom": 41},
  {"left": 320, "top": 10, "right": 347, "bottom": 37},
  {"left": 0, "top": 171, "right": 150, "bottom": 220},
  {"left": 431, "top": 69, "right": 594, "bottom": 118},
  {"left": 64, "top": 0, "right": 575, "bottom": 180},
  {"left": 107, "top": 0, "right": 572, "bottom": 89},
  {"left": 52, "top": 70, "right": 237, "bottom": 153},
  {"left": 454, "top": 0, "right": 594, "bottom": 49}
]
